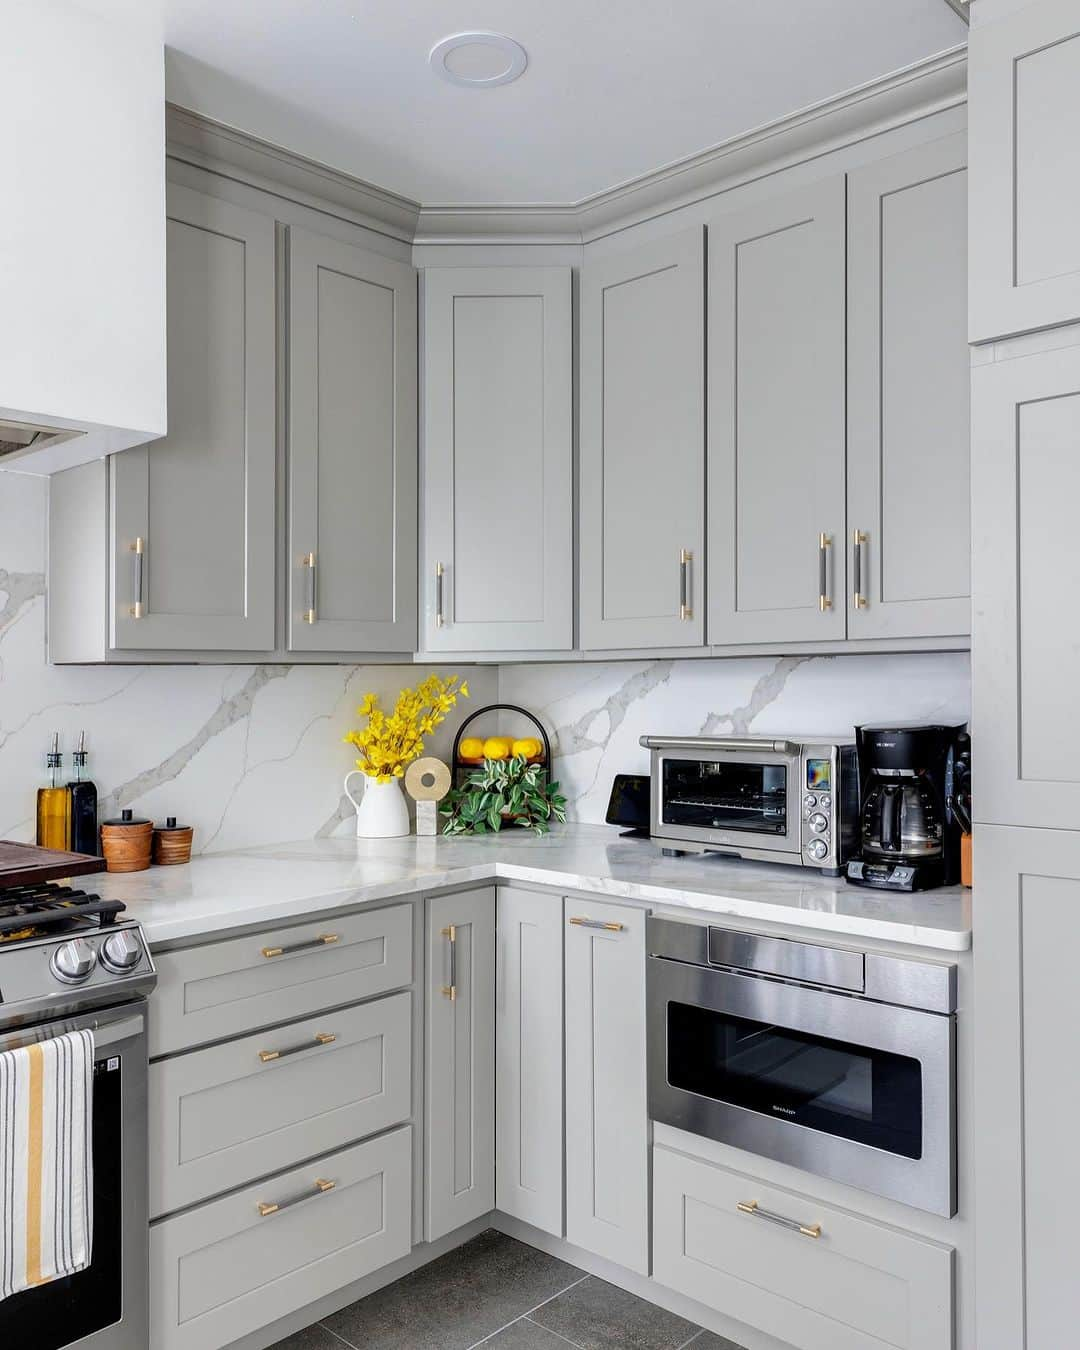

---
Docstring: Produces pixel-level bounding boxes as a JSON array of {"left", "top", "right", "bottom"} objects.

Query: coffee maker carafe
[{"left": 846, "top": 723, "right": 968, "bottom": 892}]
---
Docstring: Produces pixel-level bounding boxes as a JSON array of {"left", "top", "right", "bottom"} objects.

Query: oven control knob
[
  {"left": 101, "top": 930, "right": 142, "bottom": 974},
  {"left": 803, "top": 794, "right": 817, "bottom": 810},
  {"left": 51, "top": 938, "right": 97, "bottom": 985},
  {"left": 808, "top": 812, "right": 829, "bottom": 834},
  {"left": 806, "top": 838, "right": 829, "bottom": 861},
  {"left": 819, "top": 793, "right": 832, "bottom": 810}
]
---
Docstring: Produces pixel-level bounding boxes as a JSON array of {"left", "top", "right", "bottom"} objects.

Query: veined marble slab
[{"left": 86, "top": 823, "right": 971, "bottom": 951}]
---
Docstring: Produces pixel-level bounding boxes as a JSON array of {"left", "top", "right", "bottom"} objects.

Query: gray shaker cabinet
[
  {"left": 969, "top": 0, "right": 1080, "bottom": 340},
  {"left": 421, "top": 267, "right": 572, "bottom": 652},
  {"left": 288, "top": 227, "right": 417, "bottom": 653},
  {"left": 707, "top": 177, "right": 847, "bottom": 645},
  {"left": 111, "top": 184, "right": 277, "bottom": 651},
  {"left": 847, "top": 135, "right": 970, "bottom": 640},
  {"left": 579, "top": 230, "right": 706, "bottom": 650}
]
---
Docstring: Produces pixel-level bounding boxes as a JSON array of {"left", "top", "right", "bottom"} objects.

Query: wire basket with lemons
[{"left": 443, "top": 704, "right": 566, "bottom": 837}]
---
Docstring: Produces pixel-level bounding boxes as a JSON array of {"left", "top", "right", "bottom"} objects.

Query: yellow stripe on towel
[{"left": 25, "top": 1041, "right": 44, "bottom": 1288}]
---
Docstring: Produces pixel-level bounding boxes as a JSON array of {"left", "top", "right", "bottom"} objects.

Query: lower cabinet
[
  {"left": 151, "top": 1126, "right": 412, "bottom": 1350},
  {"left": 425, "top": 887, "right": 496, "bottom": 1241},
  {"left": 653, "top": 1145, "right": 953, "bottom": 1350},
  {"left": 496, "top": 886, "right": 564, "bottom": 1236},
  {"left": 564, "top": 898, "right": 649, "bottom": 1274}
]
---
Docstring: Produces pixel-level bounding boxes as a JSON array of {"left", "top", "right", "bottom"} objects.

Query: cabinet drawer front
[
  {"left": 151, "top": 991, "right": 411, "bottom": 1217},
  {"left": 151, "top": 903, "right": 413, "bottom": 1056},
  {"left": 653, "top": 1146, "right": 952, "bottom": 1350},
  {"left": 151, "top": 1126, "right": 412, "bottom": 1350}
]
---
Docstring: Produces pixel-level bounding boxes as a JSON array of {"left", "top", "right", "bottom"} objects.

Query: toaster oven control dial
[
  {"left": 803, "top": 794, "right": 817, "bottom": 810},
  {"left": 51, "top": 938, "right": 97, "bottom": 985},
  {"left": 819, "top": 793, "right": 832, "bottom": 810},
  {"left": 808, "top": 812, "right": 829, "bottom": 834},
  {"left": 806, "top": 838, "right": 829, "bottom": 861},
  {"left": 101, "top": 930, "right": 142, "bottom": 974}
]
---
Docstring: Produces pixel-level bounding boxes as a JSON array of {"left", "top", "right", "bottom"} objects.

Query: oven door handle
[
  {"left": 640, "top": 735, "right": 798, "bottom": 755},
  {"left": 0, "top": 1010, "right": 145, "bottom": 1056}
]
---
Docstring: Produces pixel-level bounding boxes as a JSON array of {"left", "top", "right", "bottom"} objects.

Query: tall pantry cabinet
[{"left": 969, "top": 1, "right": 1080, "bottom": 1346}]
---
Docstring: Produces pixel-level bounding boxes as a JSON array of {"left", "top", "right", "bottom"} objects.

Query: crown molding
[{"left": 165, "top": 45, "right": 966, "bottom": 250}]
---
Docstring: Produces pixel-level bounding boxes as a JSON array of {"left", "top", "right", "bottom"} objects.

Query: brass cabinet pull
[
  {"left": 130, "top": 537, "right": 145, "bottom": 618},
  {"left": 257, "top": 1177, "right": 336, "bottom": 1217},
  {"left": 302, "top": 552, "right": 317, "bottom": 623},
  {"left": 853, "top": 530, "right": 868, "bottom": 609},
  {"left": 569, "top": 917, "right": 625, "bottom": 933},
  {"left": 261, "top": 933, "right": 340, "bottom": 959},
  {"left": 441, "top": 923, "right": 457, "bottom": 999},
  {"left": 258, "top": 1031, "right": 336, "bottom": 1064},
  {"left": 435, "top": 561, "right": 445, "bottom": 628},
  {"left": 737, "top": 1199, "right": 822, "bottom": 1240},
  {"left": 818, "top": 533, "right": 833, "bottom": 612},
  {"left": 679, "top": 549, "right": 693, "bottom": 620}
]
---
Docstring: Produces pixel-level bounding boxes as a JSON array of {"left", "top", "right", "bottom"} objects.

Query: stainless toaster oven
[{"left": 640, "top": 735, "right": 858, "bottom": 874}]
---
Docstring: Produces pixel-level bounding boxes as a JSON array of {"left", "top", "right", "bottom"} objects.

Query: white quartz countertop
[{"left": 81, "top": 824, "right": 972, "bottom": 952}]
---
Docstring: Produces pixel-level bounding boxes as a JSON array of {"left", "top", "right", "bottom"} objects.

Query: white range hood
[{"left": 0, "top": 1, "right": 167, "bottom": 475}]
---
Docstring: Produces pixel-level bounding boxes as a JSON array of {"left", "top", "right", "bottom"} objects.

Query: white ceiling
[{"left": 162, "top": 0, "right": 967, "bottom": 206}]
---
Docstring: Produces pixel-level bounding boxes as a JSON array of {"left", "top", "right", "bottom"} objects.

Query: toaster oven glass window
[
  {"left": 662, "top": 759, "right": 787, "bottom": 835},
  {"left": 666, "top": 1001, "right": 923, "bottom": 1159}
]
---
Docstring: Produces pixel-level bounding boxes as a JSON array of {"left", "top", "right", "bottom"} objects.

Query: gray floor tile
[
  {"left": 322, "top": 1230, "right": 585, "bottom": 1350},
  {"left": 530, "top": 1276, "right": 702, "bottom": 1350},
  {"left": 685, "top": 1332, "right": 747, "bottom": 1350},
  {"left": 264, "top": 1325, "right": 348, "bottom": 1350},
  {"left": 479, "top": 1319, "right": 581, "bottom": 1347}
]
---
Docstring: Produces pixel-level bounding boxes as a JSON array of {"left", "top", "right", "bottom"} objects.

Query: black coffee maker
[{"left": 845, "top": 723, "right": 969, "bottom": 892}]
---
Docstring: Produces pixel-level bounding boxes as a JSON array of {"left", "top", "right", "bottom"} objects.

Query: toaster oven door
[{"left": 653, "top": 749, "right": 800, "bottom": 855}]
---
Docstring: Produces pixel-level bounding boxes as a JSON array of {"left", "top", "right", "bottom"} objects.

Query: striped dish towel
[{"left": 0, "top": 1029, "right": 94, "bottom": 1301}]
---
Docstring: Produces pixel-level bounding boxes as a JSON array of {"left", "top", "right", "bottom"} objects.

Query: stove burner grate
[{"left": 0, "top": 883, "right": 125, "bottom": 940}]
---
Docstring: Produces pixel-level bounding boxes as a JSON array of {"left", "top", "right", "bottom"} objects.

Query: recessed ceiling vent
[
  {"left": 429, "top": 32, "right": 528, "bottom": 88},
  {"left": 0, "top": 418, "right": 83, "bottom": 461}
]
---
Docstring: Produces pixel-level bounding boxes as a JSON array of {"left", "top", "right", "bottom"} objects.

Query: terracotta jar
[
  {"left": 153, "top": 817, "right": 194, "bottom": 865},
  {"left": 99, "top": 808, "right": 153, "bottom": 873}
]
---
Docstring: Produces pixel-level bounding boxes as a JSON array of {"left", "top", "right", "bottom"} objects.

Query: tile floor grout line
[
  {"left": 465, "top": 1272, "right": 592, "bottom": 1348},
  {"left": 673, "top": 1331, "right": 705, "bottom": 1350},
  {"left": 312, "top": 1321, "right": 362, "bottom": 1350},
  {"left": 522, "top": 1312, "right": 592, "bottom": 1347}
]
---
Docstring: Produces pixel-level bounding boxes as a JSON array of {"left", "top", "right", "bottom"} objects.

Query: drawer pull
[
  {"left": 258, "top": 1032, "right": 336, "bottom": 1064},
  {"left": 818, "top": 532, "right": 833, "bottom": 612},
  {"left": 130, "top": 536, "right": 146, "bottom": 619},
  {"left": 853, "top": 530, "right": 869, "bottom": 609},
  {"left": 737, "top": 1199, "right": 821, "bottom": 1240},
  {"left": 568, "top": 917, "right": 625, "bottom": 932},
  {"left": 257, "top": 1177, "right": 336, "bottom": 1218},
  {"left": 441, "top": 924, "right": 456, "bottom": 1000},
  {"left": 302, "top": 551, "right": 317, "bottom": 624},
  {"left": 261, "top": 933, "right": 340, "bottom": 959},
  {"left": 679, "top": 548, "right": 693, "bottom": 621}
]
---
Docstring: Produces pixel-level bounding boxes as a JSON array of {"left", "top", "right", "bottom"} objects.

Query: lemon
[
  {"left": 458, "top": 736, "right": 485, "bottom": 763},
  {"left": 512, "top": 737, "right": 543, "bottom": 761},
  {"left": 483, "top": 736, "right": 514, "bottom": 760}
]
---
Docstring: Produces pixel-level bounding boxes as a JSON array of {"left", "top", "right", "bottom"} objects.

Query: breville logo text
[{"left": 772, "top": 1104, "right": 797, "bottom": 1117}]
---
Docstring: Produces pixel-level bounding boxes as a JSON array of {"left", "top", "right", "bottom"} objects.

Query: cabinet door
[
  {"left": 972, "top": 344, "right": 1080, "bottom": 828},
  {"left": 969, "top": 0, "right": 1080, "bottom": 340},
  {"left": 564, "top": 898, "right": 648, "bottom": 1274},
  {"left": 707, "top": 178, "right": 846, "bottom": 644},
  {"left": 425, "top": 887, "right": 495, "bottom": 1241},
  {"left": 422, "top": 268, "right": 572, "bottom": 652},
  {"left": 974, "top": 824, "right": 1080, "bottom": 1350},
  {"left": 111, "top": 184, "right": 276, "bottom": 651},
  {"left": 288, "top": 228, "right": 417, "bottom": 652},
  {"left": 496, "top": 886, "right": 564, "bottom": 1237},
  {"left": 847, "top": 135, "right": 970, "bottom": 640},
  {"left": 579, "top": 230, "right": 705, "bottom": 650}
]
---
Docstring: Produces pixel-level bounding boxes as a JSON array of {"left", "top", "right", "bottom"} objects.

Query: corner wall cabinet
[{"left": 421, "top": 267, "right": 573, "bottom": 653}]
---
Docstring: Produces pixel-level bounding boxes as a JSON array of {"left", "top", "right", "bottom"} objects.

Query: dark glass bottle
[
  {"left": 36, "top": 732, "right": 71, "bottom": 850},
  {"left": 68, "top": 731, "right": 99, "bottom": 856}
]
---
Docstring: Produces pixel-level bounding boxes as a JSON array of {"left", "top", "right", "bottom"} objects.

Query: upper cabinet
[
  {"left": 421, "top": 268, "right": 572, "bottom": 652},
  {"left": 288, "top": 229, "right": 417, "bottom": 654},
  {"left": 847, "top": 135, "right": 970, "bottom": 640},
  {"left": 707, "top": 180, "right": 846, "bottom": 644},
  {"left": 969, "top": 0, "right": 1080, "bottom": 340},
  {"left": 579, "top": 231, "right": 706, "bottom": 650}
]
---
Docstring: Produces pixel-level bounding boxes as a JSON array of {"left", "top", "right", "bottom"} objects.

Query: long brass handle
[
  {"left": 679, "top": 549, "right": 693, "bottom": 620},
  {"left": 257, "top": 1177, "right": 335, "bottom": 1218},
  {"left": 853, "top": 530, "right": 868, "bottom": 609},
  {"left": 130, "top": 537, "right": 145, "bottom": 618},
  {"left": 569, "top": 917, "right": 625, "bottom": 932},
  {"left": 302, "top": 552, "right": 317, "bottom": 623},
  {"left": 441, "top": 924, "right": 456, "bottom": 999},
  {"left": 261, "top": 933, "right": 340, "bottom": 959},
  {"left": 818, "top": 533, "right": 832, "bottom": 612},
  {"left": 258, "top": 1031, "right": 336, "bottom": 1064},
  {"left": 435, "top": 561, "right": 445, "bottom": 628},
  {"left": 737, "top": 1199, "right": 821, "bottom": 1240}
]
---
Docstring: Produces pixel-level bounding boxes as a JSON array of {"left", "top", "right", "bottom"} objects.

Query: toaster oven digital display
[{"left": 806, "top": 759, "right": 832, "bottom": 790}]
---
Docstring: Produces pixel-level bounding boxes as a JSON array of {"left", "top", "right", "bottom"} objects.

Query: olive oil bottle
[
  {"left": 36, "top": 732, "right": 71, "bottom": 851},
  {"left": 67, "top": 731, "right": 99, "bottom": 856}
]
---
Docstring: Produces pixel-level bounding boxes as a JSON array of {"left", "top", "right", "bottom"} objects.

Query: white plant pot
[{"left": 344, "top": 772, "right": 411, "bottom": 839}]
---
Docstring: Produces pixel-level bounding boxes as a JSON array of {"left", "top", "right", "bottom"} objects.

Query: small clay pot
[
  {"left": 153, "top": 817, "right": 194, "bottom": 866},
  {"left": 99, "top": 808, "right": 153, "bottom": 873}
]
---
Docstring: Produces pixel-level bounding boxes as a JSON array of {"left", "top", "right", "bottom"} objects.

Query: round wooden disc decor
[{"left": 405, "top": 757, "right": 452, "bottom": 802}]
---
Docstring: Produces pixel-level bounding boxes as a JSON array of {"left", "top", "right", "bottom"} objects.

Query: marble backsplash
[{"left": 1, "top": 470, "right": 970, "bottom": 851}]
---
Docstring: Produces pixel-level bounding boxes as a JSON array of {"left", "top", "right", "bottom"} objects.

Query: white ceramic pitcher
[{"left": 344, "top": 771, "right": 411, "bottom": 839}]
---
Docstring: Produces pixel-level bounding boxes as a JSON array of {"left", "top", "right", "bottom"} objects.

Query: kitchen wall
[
  {"left": 0, "top": 472, "right": 497, "bottom": 852},
  {"left": 1, "top": 471, "right": 970, "bottom": 850}
]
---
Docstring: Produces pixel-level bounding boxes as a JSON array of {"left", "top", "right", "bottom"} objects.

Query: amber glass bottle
[{"left": 36, "top": 732, "right": 71, "bottom": 851}]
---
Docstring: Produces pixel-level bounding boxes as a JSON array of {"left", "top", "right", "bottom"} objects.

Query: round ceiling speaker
[{"left": 429, "top": 32, "right": 528, "bottom": 88}]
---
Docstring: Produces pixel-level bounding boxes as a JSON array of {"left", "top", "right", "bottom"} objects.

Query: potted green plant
[{"left": 441, "top": 755, "right": 567, "bottom": 837}]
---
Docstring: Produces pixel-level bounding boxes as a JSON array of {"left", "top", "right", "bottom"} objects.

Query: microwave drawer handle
[
  {"left": 738, "top": 1199, "right": 821, "bottom": 1240},
  {"left": 257, "top": 1178, "right": 335, "bottom": 1218},
  {"left": 261, "top": 933, "right": 340, "bottom": 959},
  {"left": 569, "top": 916, "right": 625, "bottom": 933}
]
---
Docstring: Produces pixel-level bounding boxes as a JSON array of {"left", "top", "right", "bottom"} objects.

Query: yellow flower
[{"left": 344, "top": 674, "right": 468, "bottom": 778}]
